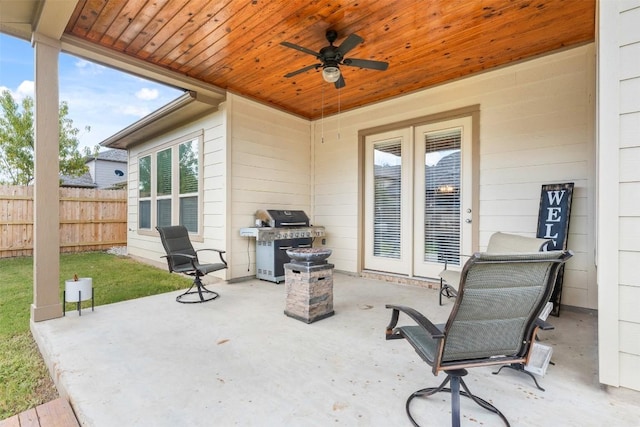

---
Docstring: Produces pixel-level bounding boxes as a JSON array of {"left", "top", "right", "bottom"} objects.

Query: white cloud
[
  {"left": 0, "top": 80, "right": 34, "bottom": 102},
  {"left": 136, "top": 87, "right": 159, "bottom": 100},
  {"left": 74, "top": 59, "right": 104, "bottom": 75},
  {"left": 16, "top": 80, "right": 34, "bottom": 99}
]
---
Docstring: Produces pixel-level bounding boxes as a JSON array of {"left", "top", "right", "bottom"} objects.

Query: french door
[
  {"left": 364, "top": 129, "right": 412, "bottom": 274},
  {"left": 364, "top": 116, "right": 474, "bottom": 278}
]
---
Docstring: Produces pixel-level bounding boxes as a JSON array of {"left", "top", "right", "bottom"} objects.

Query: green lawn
[{"left": 0, "top": 252, "right": 192, "bottom": 420}]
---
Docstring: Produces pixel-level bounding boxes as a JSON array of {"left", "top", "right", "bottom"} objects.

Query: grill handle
[
  {"left": 279, "top": 222, "right": 307, "bottom": 226},
  {"left": 279, "top": 246, "right": 293, "bottom": 251},
  {"left": 298, "top": 244, "right": 312, "bottom": 248}
]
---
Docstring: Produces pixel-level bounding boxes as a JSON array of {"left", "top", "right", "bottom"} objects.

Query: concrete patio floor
[{"left": 32, "top": 273, "right": 639, "bottom": 426}]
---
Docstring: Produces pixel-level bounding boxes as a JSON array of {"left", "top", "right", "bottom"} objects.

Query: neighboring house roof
[
  {"left": 60, "top": 172, "right": 97, "bottom": 188},
  {"left": 90, "top": 149, "right": 128, "bottom": 162}
]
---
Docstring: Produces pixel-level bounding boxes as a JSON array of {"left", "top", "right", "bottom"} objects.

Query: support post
[{"left": 30, "top": 33, "right": 62, "bottom": 322}]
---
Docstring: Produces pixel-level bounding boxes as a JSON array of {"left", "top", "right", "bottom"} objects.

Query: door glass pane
[
  {"left": 157, "top": 148, "right": 172, "bottom": 196},
  {"left": 373, "top": 140, "right": 402, "bottom": 259},
  {"left": 424, "top": 129, "right": 461, "bottom": 265}
]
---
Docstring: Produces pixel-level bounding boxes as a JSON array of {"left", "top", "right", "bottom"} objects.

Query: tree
[{"left": 0, "top": 89, "right": 93, "bottom": 185}]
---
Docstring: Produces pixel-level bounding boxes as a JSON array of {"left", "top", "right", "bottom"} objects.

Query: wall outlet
[{"left": 322, "top": 238, "right": 326, "bottom": 245}]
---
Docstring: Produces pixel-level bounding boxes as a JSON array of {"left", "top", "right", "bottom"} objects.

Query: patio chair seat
[{"left": 171, "top": 260, "right": 227, "bottom": 276}]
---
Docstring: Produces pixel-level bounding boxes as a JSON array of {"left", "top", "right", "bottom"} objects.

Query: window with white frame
[{"left": 138, "top": 133, "right": 202, "bottom": 234}]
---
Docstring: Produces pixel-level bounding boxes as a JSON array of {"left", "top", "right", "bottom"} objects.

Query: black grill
[
  {"left": 240, "top": 209, "right": 325, "bottom": 283},
  {"left": 265, "top": 210, "right": 309, "bottom": 227}
]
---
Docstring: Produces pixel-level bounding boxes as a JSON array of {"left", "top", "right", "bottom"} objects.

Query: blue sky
[{"left": 0, "top": 33, "right": 183, "bottom": 152}]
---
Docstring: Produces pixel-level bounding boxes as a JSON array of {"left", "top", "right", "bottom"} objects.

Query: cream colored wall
[
  {"left": 126, "top": 110, "right": 228, "bottom": 278},
  {"left": 616, "top": 2, "right": 640, "bottom": 393},
  {"left": 227, "top": 93, "right": 312, "bottom": 279},
  {"left": 597, "top": 1, "right": 640, "bottom": 391},
  {"left": 312, "top": 44, "right": 596, "bottom": 309}
]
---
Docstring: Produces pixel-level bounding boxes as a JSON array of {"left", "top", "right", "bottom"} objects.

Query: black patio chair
[
  {"left": 156, "top": 225, "right": 227, "bottom": 303},
  {"left": 386, "top": 250, "right": 572, "bottom": 427}
]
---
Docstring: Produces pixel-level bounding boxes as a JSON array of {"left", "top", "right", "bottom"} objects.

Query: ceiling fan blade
[
  {"left": 334, "top": 74, "right": 345, "bottom": 89},
  {"left": 284, "top": 64, "right": 320, "bottom": 78},
  {"left": 280, "top": 41, "right": 320, "bottom": 58},
  {"left": 342, "top": 58, "right": 389, "bottom": 71},
  {"left": 337, "top": 33, "right": 364, "bottom": 56}
]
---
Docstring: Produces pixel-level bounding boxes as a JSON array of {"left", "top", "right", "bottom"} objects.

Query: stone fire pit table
[{"left": 283, "top": 248, "right": 334, "bottom": 323}]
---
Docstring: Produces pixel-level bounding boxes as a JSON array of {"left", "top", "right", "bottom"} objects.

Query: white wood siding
[
  {"left": 227, "top": 94, "right": 312, "bottom": 279},
  {"left": 92, "top": 159, "right": 127, "bottom": 189},
  {"left": 597, "top": 0, "right": 640, "bottom": 391},
  {"left": 313, "top": 44, "right": 596, "bottom": 310}
]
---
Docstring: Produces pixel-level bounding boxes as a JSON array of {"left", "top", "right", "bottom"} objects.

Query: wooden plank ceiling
[{"left": 64, "top": 0, "right": 595, "bottom": 119}]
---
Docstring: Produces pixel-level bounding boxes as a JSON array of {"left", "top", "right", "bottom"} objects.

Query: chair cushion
[{"left": 487, "top": 232, "right": 549, "bottom": 253}]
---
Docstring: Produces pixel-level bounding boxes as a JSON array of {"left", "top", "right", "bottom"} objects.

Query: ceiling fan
[{"left": 280, "top": 30, "right": 389, "bottom": 89}]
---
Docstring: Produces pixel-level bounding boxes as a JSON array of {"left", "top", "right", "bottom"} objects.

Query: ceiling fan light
[{"left": 322, "top": 66, "right": 341, "bottom": 83}]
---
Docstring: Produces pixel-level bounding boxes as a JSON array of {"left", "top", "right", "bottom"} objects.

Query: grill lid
[{"left": 257, "top": 209, "right": 310, "bottom": 227}]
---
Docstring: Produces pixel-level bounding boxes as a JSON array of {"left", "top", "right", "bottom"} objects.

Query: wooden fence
[{"left": 0, "top": 185, "right": 127, "bottom": 258}]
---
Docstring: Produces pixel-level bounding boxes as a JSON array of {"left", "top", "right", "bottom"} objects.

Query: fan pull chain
[
  {"left": 321, "top": 83, "right": 325, "bottom": 143},
  {"left": 337, "top": 86, "right": 341, "bottom": 140}
]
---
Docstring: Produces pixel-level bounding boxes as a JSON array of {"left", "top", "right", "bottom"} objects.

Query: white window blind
[
  {"left": 139, "top": 156, "right": 151, "bottom": 198},
  {"left": 179, "top": 141, "right": 198, "bottom": 232},
  {"left": 424, "top": 129, "right": 461, "bottom": 265},
  {"left": 373, "top": 140, "right": 402, "bottom": 259},
  {"left": 139, "top": 200, "right": 151, "bottom": 229},
  {"left": 157, "top": 199, "right": 172, "bottom": 228},
  {"left": 138, "top": 155, "right": 151, "bottom": 229},
  {"left": 156, "top": 148, "right": 172, "bottom": 228},
  {"left": 156, "top": 148, "right": 172, "bottom": 196},
  {"left": 180, "top": 196, "right": 198, "bottom": 232},
  {"left": 179, "top": 141, "right": 198, "bottom": 194}
]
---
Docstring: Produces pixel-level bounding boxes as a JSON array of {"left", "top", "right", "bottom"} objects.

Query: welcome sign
[
  {"left": 537, "top": 183, "right": 574, "bottom": 250},
  {"left": 537, "top": 182, "right": 574, "bottom": 316}
]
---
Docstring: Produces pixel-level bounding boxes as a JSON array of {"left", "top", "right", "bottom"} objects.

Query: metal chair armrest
[
  {"left": 197, "top": 248, "right": 227, "bottom": 265},
  {"left": 385, "top": 304, "right": 445, "bottom": 340},
  {"left": 163, "top": 252, "right": 196, "bottom": 262},
  {"left": 161, "top": 252, "right": 198, "bottom": 268},
  {"left": 162, "top": 252, "right": 198, "bottom": 271},
  {"left": 196, "top": 248, "right": 226, "bottom": 254}
]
